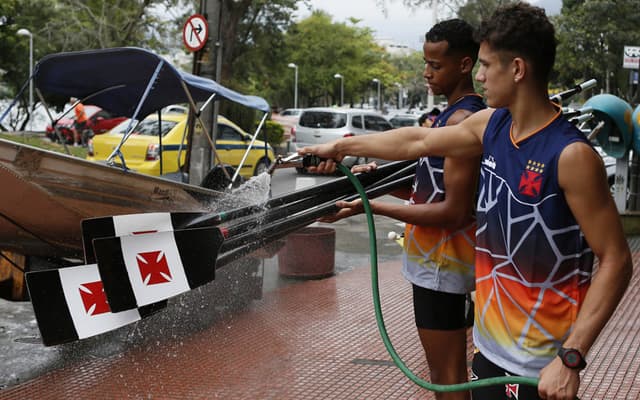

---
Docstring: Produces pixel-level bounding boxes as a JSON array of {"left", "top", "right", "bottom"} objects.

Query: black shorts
[
  {"left": 412, "top": 284, "right": 467, "bottom": 330},
  {"left": 471, "top": 351, "right": 541, "bottom": 400},
  {"left": 74, "top": 120, "right": 87, "bottom": 131}
]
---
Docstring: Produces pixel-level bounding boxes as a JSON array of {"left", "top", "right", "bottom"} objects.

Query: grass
[{"left": 0, "top": 132, "right": 88, "bottom": 158}]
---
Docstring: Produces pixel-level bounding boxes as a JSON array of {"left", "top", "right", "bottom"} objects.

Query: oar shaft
[
  {"left": 218, "top": 174, "right": 414, "bottom": 258},
  {"left": 185, "top": 160, "right": 415, "bottom": 228}
]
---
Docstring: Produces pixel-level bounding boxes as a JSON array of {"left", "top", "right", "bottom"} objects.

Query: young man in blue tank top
[
  {"left": 320, "top": 19, "right": 484, "bottom": 400},
  {"left": 300, "top": 3, "right": 632, "bottom": 400}
]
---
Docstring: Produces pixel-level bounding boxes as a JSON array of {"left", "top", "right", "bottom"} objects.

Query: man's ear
[
  {"left": 460, "top": 56, "right": 474, "bottom": 74},
  {"left": 512, "top": 57, "right": 526, "bottom": 83}
]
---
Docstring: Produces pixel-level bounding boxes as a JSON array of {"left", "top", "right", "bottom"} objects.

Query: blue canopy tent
[
  {"left": 1, "top": 47, "right": 271, "bottom": 185},
  {"left": 31, "top": 47, "right": 270, "bottom": 117}
]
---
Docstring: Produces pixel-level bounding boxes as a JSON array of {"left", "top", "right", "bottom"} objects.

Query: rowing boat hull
[{"left": 0, "top": 139, "right": 219, "bottom": 257}]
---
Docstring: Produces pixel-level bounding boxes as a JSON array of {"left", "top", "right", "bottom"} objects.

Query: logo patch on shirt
[
  {"left": 482, "top": 155, "right": 496, "bottom": 169},
  {"left": 518, "top": 160, "right": 544, "bottom": 197},
  {"left": 136, "top": 250, "right": 173, "bottom": 285}
]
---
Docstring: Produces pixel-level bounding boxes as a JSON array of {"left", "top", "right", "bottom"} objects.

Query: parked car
[
  {"left": 294, "top": 108, "right": 395, "bottom": 170},
  {"left": 45, "top": 105, "right": 127, "bottom": 144},
  {"left": 86, "top": 112, "right": 274, "bottom": 179},
  {"left": 271, "top": 108, "right": 303, "bottom": 143},
  {"left": 388, "top": 113, "right": 420, "bottom": 128}
]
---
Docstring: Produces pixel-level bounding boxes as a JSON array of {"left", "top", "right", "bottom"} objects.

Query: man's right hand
[{"left": 298, "top": 141, "right": 343, "bottom": 174}]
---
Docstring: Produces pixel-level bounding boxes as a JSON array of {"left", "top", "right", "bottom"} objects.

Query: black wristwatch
[{"left": 558, "top": 347, "right": 587, "bottom": 370}]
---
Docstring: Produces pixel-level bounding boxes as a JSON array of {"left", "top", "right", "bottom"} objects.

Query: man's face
[
  {"left": 422, "top": 40, "right": 464, "bottom": 97},
  {"left": 476, "top": 42, "right": 514, "bottom": 108}
]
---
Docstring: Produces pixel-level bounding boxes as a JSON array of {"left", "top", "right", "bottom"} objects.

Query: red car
[{"left": 45, "top": 105, "right": 127, "bottom": 144}]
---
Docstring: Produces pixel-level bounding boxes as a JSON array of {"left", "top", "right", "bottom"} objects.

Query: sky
[{"left": 300, "top": 0, "right": 562, "bottom": 51}]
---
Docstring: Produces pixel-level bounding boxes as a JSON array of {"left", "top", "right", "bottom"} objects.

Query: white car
[{"left": 294, "top": 108, "right": 395, "bottom": 170}]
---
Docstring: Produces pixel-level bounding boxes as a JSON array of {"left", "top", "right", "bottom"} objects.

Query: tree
[
  {"left": 554, "top": 0, "right": 640, "bottom": 102},
  {"left": 457, "top": 0, "right": 516, "bottom": 27},
  {"left": 282, "top": 11, "right": 401, "bottom": 108},
  {"left": 0, "top": 0, "right": 188, "bottom": 130},
  {"left": 376, "top": 0, "right": 465, "bottom": 20}
]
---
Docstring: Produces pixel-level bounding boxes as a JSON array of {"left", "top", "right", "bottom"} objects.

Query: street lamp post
[
  {"left": 372, "top": 78, "right": 381, "bottom": 111},
  {"left": 17, "top": 28, "right": 33, "bottom": 132},
  {"left": 287, "top": 63, "right": 298, "bottom": 109},
  {"left": 394, "top": 82, "right": 402, "bottom": 109},
  {"left": 333, "top": 73, "right": 344, "bottom": 106}
]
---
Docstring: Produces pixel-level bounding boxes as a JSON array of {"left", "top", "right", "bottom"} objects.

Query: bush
[{"left": 258, "top": 120, "right": 284, "bottom": 147}]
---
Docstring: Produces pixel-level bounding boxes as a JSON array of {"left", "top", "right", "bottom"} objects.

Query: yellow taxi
[{"left": 86, "top": 112, "right": 274, "bottom": 178}]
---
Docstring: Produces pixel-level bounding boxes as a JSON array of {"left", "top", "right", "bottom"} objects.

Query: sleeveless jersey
[
  {"left": 402, "top": 94, "right": 485, "bottom": 294},
  {"left": 473, "top": 108, "right": 594, "bottom": 377}
]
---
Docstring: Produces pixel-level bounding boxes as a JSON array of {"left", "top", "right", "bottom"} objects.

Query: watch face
[{"left": 564, "top": 350, "right": 581, "bottom": 368}]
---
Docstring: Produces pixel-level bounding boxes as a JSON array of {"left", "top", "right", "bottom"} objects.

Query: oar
[
  {"left": 218, "top": 174, "right": 415, "bottom": 260},
  {"left": 87, "top": 173, "right": 412, "bottom": 313},
  {"left": 79, "top": 160, "right": 415, "bottom": 252},
  {"left": 184, "top": 159, "right": 415, "bottom": 228},
  {"left": 82, "top": 162, "right": 414, "bottom": 313},
  {"left": 222, "top": 168, "right": 415, "bottom": 239}
]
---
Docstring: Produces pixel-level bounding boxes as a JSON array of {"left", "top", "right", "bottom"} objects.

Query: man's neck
[
  {"left": 509, "top": 86, "right": 558, "bottom": 141},
  {"left": 445, "top": 78, "right": 477, "bottom": 105}
]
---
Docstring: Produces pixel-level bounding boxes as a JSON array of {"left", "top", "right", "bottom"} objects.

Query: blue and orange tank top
[
  {"left": 402, "top": 94, "right": 485, "bottom": 294},
  {"left": 473, "top": 107, "right": 594, "bottom": 377}
]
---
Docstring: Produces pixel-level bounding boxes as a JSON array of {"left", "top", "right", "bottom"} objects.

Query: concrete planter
[{"left": 278, "top": 227, "right": 336, "bottom": 279}]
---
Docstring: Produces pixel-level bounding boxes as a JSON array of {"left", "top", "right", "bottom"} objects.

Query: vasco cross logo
[
  {"left": 136, "top": 250, "right": 173, "bottom": 285},
  {"left": 79, "top": 281, "right": 111, "bottom": 316},
  {"left": 505, "top": 383, "right": 519, "bottom": 399},
  {"left": 518, "top": 160, "right": 544, "bottom": 197}
]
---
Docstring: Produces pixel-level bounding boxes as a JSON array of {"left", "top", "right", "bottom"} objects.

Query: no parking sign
[{"left": 183, "top": 14, "right": 209, "bottom": 52}]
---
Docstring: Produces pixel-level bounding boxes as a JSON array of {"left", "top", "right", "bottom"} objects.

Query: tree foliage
[
  {"left": 1, "top": 0, "right": 189, "bottom": 130},
  {"left": 457, "top": 0, "right": 515, "bottom": 27},
  {"left": 279, "top": 11, "right": 414, "bottom": 109},
  {"left": 554, "top": 0, "right": 640, "bottom": 102}
]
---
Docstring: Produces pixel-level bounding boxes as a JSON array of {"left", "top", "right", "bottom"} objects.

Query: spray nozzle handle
[
  {"left": 268, "top": 154, "right": 326, "bottom": 174},
  {"left": 301, "top": 154, "right": 324, "bottom": 168}
]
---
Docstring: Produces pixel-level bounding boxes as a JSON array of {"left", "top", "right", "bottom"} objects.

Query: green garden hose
[{"left": 337, "top": 163, "right": 540, "bottom": 394}]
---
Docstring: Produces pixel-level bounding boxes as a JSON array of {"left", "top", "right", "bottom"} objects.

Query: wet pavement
[{"left": 0, "top": 169, "right": 405, "bottom": 390}]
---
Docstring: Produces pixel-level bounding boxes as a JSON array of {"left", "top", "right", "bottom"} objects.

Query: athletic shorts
[
  {"left": 471, "top": 351, "right": 541, "bottom": 400},
  {"left": 412, "top": 284, "right": 467, "bottom": 330},
  {"left": 74, "top": 120, "right": 87, "bottom": 131}
]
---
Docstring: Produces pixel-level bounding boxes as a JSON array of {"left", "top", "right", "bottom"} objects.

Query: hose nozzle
[{"left": 267, "top": 153, "right": 323, "bottom": 174}]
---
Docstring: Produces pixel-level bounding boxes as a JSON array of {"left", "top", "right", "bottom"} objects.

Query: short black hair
[
  {"left": 425, "top": 19, "right": 479, "bottom": 63},
  {"left": 474, "top": 2, "right": 556, "bottom": 83},
  {"left": 418, "top": 113, "right": 430, "bottom": 125}
]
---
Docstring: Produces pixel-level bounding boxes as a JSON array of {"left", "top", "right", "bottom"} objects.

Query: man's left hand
[{"left": 538, "top": 356, "right": 580, "bottom": 399}]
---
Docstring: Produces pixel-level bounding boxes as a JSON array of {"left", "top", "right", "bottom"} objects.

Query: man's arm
[
  {"left": 538, "top": 142, "right": 632, "bottom": 399},
  {"left": 298, "top": 108, "right": 493, "bottom": 166},
  {"left": 318, "top": 110, "right": 482, "bottom": 228}
]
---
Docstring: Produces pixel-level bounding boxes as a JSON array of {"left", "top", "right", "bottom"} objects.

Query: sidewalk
[{"left": 1, "top": 235, "right": 640, "bottom": 398}]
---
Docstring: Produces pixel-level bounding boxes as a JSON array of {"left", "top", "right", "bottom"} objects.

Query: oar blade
[
  {"left": 93, "top": 226, "right": 225, "bottom": 313},
  {"left": 26, "top": 264, "right": 141, "bottom": 346},
  {"left": 81, "top": 212, "right": 205, "bottom": 263}
]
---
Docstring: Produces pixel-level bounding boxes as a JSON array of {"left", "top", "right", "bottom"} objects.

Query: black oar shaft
[
  {"left": 218, "top": 174, "right": 414, "bottom": 258},
  {"left": 185, "top": 160, "right": 415, "bottom": 228}
]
